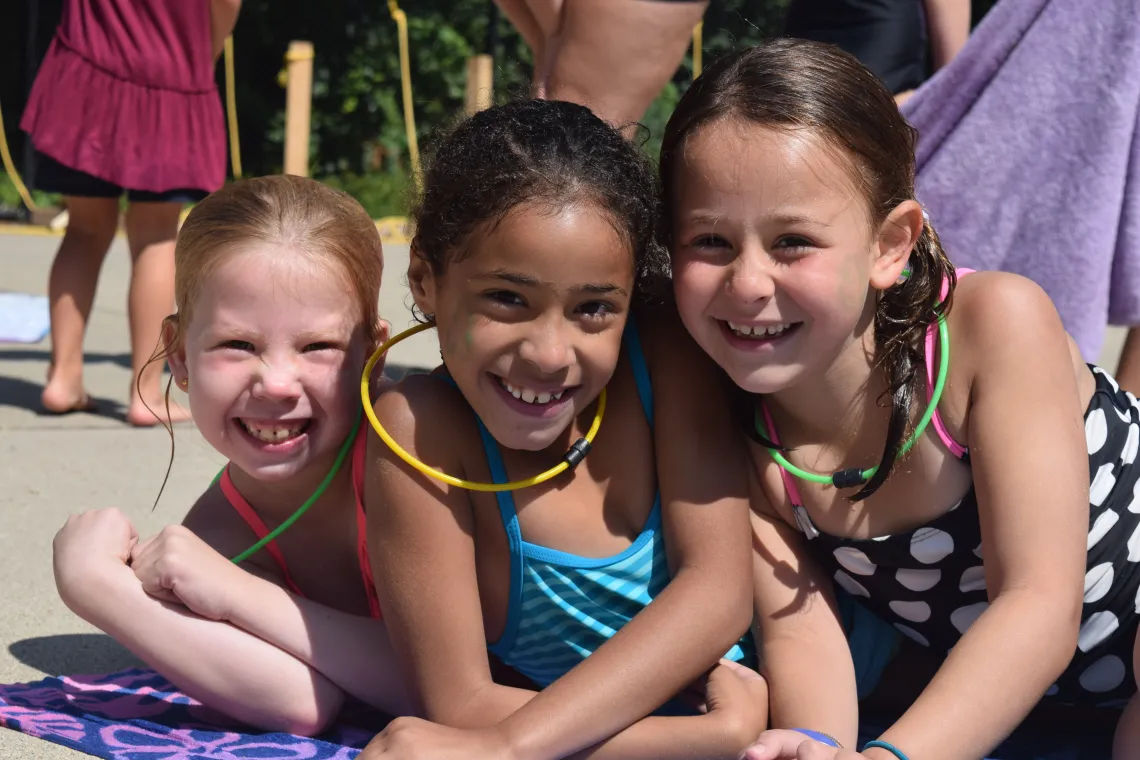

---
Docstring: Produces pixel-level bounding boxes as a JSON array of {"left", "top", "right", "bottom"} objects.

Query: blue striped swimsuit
[{"left": 471, "top": 321, "right": 753, "bottom": 688}]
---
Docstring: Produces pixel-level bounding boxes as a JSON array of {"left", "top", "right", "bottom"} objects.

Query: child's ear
[
  {"left": 161, "top": 316, "right": 189, "bottom": 389},
  {"left": 870, "top": 200, "right": 924, "bottom": 291},
  {"left": 375, "top": 318, "right": 391, "bottom": 348},
  {"left": 407, "top": 249, "right": 438, "bottom": 319}
]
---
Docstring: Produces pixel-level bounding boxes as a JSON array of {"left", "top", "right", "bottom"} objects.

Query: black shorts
[{"left": 33, "top": 152, "right": 209, "bottom": 204}]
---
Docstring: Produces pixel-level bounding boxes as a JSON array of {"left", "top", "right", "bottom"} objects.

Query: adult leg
[
  {"left": 122, "top": 201, "right": 190, "bottom": 426},
  {"left": 42, "top": 196, "right": 120, "bottom": 413},
  {"left": 493, "top": 0, "right": 563, "bottom": 95},
  {"left": 545, "top": 0, "right": 707, "bottom": 131}
]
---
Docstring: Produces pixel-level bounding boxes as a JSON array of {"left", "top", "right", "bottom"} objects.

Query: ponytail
[{"left": 851, "top": 216, "right": 955, "bottom": 501}]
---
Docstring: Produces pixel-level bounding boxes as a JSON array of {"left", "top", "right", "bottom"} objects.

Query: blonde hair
[{"left": 166, "top": 174, "right": 384, "bottom": 354}]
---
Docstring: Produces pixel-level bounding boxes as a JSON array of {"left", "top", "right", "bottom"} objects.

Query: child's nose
[{"left": 253, "top": 359, "right": 303, "bottom": 400}]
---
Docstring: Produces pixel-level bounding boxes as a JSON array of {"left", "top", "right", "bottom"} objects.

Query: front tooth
[
  {"left": 521, "top": 389, "right": 537, "bottom": 403},
  {"left": 511, "top": 388, "right": 522, "bottom": 399},
  {"left": 537, "top": 392, "right": 552, "bottom": 404}
]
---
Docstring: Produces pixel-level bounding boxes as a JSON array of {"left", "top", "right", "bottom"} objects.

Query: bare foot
[
  {"left": 126, "top": 398, "right": 193, "bottom": 427},
  {"left": 41, "top": 378, "right": 98, "bottom": 415}
]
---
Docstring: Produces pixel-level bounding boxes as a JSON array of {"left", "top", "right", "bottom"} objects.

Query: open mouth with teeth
[
  {"left": 237, "top": 418, "right": 312, "bottom": 447},
  {"left": 723, "top": 320, "right": 801, "bottom": 342},
  {"left": 491, "top": 374, "right": 574, "bottom": 417}
]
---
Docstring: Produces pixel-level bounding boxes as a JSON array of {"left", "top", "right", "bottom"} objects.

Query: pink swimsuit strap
[
  {"left": 220, "top": 423, "right": 381, "bottom": 619},
  {"left": 763, "top": 268, "right": 973, "bottom": 511},
  {"left": 219, "top": 469, "right": 306, "bottom": 596}
]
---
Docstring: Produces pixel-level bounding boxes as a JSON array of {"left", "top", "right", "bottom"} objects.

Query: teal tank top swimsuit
[{"left": 452, "top": 319, "right": 754, "bottom": 693}]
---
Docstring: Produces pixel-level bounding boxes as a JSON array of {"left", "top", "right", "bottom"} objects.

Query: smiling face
[
  {"left": 411, "top": 201, "right": 635, "bottom": 451},
  {"left": 670, "top": 120, "right": 901, "bottom": 395},
  {"left": 169, "top": 248, "right": 370, "bottom": 481}
]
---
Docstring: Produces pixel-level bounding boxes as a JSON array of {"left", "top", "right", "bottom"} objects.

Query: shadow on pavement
[
  {"left": 0, "top": 375, "right": 122, "bottom": 419},
  {"left": 0, "top": 349, "right": 132, "bottom": 370},
  {"left": 9, "top": 634, "right": 143, "bottom": 678}
]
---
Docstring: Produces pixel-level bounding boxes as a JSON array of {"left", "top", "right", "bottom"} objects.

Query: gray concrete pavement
[{"left": 0, "top": 229, "right": 1129, "bottom": 757}]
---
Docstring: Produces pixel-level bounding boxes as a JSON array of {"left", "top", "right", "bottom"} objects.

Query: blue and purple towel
[
  {"left": 0, "top": 667, "right": 1113, "bottom": 759},
  {"left": 0, "top": 668, "right": 382, "bottom": 759}
]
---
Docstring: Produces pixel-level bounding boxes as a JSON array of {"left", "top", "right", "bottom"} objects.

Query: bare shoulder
[
  {"left": 948, "top": 270, "right": 1065, "bottom": 350},
  {"left": 369, "top": 370, "right": 481, "bottom": 471},
  {"left": 634, "top": 303, "right": 731, "bottom": 397},
  {"left": 635, "top": 303, "right": 708, "bottom": 369}
]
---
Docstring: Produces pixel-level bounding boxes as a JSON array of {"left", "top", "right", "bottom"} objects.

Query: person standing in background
[
  {"left": 21, "top": 0, "right": 240, "bottom": 425},
  {"left": 784, "top": 0, "right": 970, "bottom": 103},
  {"left": 492, "top": 0, "right": 707, "bottom": 131}
]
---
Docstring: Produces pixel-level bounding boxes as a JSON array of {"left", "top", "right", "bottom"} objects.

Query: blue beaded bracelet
[
  {"left": 792, "top": 729, "right": 841, "bottom": 748},
  {"left": 864, "top": 739, "right": 910, "bottom": 760}
]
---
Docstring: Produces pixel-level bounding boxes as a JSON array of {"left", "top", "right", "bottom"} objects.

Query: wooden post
[
  {"left": 464, "top": 55, "right": 494, "bottom": 115},
  {"left": 283, "top": 41, "right": 314, "bottom": 176}
]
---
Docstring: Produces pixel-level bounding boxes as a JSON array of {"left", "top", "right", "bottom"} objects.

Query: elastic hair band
[{"left": 864, "top": 739, "right": 910, "bottom": 760}]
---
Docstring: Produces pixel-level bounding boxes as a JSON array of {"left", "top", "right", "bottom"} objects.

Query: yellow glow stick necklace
[{"left": 360, "top": 322, "right": 606, "bottom": 492}]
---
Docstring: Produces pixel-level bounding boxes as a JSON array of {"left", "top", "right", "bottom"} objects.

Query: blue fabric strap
[{"left": 622, "top": 319, "right": 654, "bottom": 428}]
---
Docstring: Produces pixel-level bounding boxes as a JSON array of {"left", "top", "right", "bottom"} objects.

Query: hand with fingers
[
  {"left": 53, "top": 508, "right": 140, "bottom": 604},
  {"left": 745, "top": 728, "right": 859, "bottom": 760},
  {"left": 129, "top": 524, "right": 249, "bottom": 621}
]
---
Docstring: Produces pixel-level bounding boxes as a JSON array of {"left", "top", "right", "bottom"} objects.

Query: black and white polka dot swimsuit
[{"left": 762, "top": 305, "right": 1140, "bottom": 706}]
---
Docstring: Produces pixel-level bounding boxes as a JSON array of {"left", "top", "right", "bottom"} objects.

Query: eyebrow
[
  {"left": 770, "top": 212, "right": 828, "bottom": 227},
  {"left": 480, "top": 269, "right": 628, "bottom": 297},
  {"left": 684, "top": 210, "right": 827, "bottom": 228}
]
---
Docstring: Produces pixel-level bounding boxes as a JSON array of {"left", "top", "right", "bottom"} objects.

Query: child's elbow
[
  {"left": 262, "top": 689, "right": 345, "bottom": 737},
  {"left": 279, "top": 710, "right": 337, "bottom": 738}
]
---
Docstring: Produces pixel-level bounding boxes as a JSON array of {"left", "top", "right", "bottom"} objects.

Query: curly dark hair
[
  {"left": 660, "top": 40, "right": 956, "bottom": 501},
  {"left": 411, "top": 99, "right": 670, "bottom": 301}
]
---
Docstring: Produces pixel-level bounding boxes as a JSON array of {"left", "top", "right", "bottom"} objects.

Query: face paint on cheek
[
  {"left": 465, "top": 313, "right": 476, "bottom": 350},
  {"left": 440, "top": 307, "right": 472, "bottom": 361}
]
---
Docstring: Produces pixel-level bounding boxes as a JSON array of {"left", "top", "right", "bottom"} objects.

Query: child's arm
[
  {"left": 747, "top": 498, "right": 860, "bottom": 750},
  {"left": 366, "top": 376, "right": 762, "bottom": 760},
  {"left": 129, "top": 521, "right": 409, "bottom": 715},
  {"left": 53, "top": 508, "right": 344, "bottom": 736},
  {"left": 362, "top": 661, "right": 767, "bottom": 760},
  {"left": 863, "top": 273, "right": 1088, "bottom": 760}
]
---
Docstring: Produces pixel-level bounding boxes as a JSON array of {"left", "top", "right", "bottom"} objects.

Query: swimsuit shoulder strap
[
  {"left": 219, "top": 467, "right": 306, "bottom": 597},
  {"left": 924, "top": 268, "right": 972, "bottom": 459}
]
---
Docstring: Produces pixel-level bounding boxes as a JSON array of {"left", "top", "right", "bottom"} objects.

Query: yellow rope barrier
[
  {"left": 692, "top": 21, "right": 703, "bottom": 79},
  {"left": 223, "top": 35, "right": 243, "bottom": 179},
  {"left": 388, "top": 0, "right": 421, "bottom": 188},
  {"left": 0, "top": 98, "right": 36, "bottom": 211}
]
